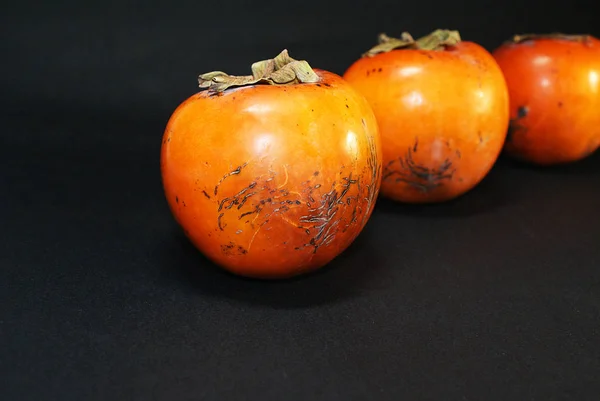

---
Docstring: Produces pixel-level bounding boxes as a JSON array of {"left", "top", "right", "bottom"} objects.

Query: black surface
[{"left": 3, "top": 1, "right": 600, "bottom": 400}]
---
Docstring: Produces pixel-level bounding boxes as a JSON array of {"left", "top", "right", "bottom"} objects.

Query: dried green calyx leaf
[
  {"left": 363, "top": 29, "right": 462, "bottom": 57},
  {"left": 198, "top": 49, "right": 320, "bottom": 93},
  {"left": 509, "top": 33, "right": 591, "bottom": 44}
]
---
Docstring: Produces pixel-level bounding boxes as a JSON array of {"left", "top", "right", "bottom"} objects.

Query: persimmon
[
  {"left": 492, "top": 34, "right": 600, "bottom": 165},
  {"left": 161, "top": 50, "right": 382, "bottom": 279},
  {"left": 343, "top": 29, "right": 509, "bottom": 203}
]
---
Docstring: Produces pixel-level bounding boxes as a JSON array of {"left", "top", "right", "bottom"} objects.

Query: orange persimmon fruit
[
  {"left": 343, "top": 29, "right": 509, "bottom": 203},
  {"left": 160, "top": 50, "right": 382, "bottom": 279},
  {"left": 492, "top": 33, "right": 600, "bottom": 165}
]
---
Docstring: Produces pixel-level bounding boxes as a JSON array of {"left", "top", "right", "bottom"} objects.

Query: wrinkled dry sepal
[
  {"left": 198, "top": 49, "right": 319, "bottom": 93},
  {"left": 415, "top": 29, "right": 461, "bottom": 50},
  {"left": 276, "top": 60, "right": 319, "bottom": 83},
  {"left": 510, "top": 33, "right": 591, "bottom": 44},
  {"left": 198, "top": 71, "right": 260, "bottom": 92},
  {"left": 363, "top": 32, "right": 416, "bottom": 57},
  {"left": 363, "top": 29, "right": 462, "bottom": 57}
]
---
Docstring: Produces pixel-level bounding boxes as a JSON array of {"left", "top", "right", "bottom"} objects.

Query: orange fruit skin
[
  {"left": 492, "top": 36, "right": 600, "bottom": 165},
  {"left": 161, "top": 70, "right": 382, "bottom": 279},
  {"left": 343, "top": 41, "right": 509, "bottom": 203}
]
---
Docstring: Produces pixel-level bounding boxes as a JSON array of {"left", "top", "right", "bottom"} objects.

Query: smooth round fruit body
[
  {"left": 161, "top": 70, "right": 382, "bottom": 279},
  {"left": 492, "top": 35, "right": 600, "bottom": 165},
  {"left": 343, "top": 41, "right": 509, "bottom": 203}
]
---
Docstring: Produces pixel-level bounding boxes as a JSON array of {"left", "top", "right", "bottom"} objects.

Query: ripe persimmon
[
  {"left": 343, "top": 29, "right": 509, "bottom": 203},
  {"left": 161, "top": 50, "right": 382, "bottom": 279},
  {"left": 492, "top": 34, "right": 600, "bottom": 165}
]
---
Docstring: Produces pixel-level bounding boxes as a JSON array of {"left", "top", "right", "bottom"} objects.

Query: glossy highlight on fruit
[
  {"left": 492, "top": 33, "right": 600, "bottom": 165},
  {"left": 343, "top": 29, "right": 509, "bottom": 203},
  {"left": 161, "top": 50, "right": 382, "bottom": 279}
]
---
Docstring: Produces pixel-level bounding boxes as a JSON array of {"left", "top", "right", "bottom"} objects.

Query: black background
[{"left": 2, "top": 0, "right": 600, "bottom": 400}]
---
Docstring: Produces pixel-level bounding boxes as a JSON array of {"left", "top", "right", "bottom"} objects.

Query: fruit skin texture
[
  {"left": 492, "top": 35, "right": 600, "bottom": 165},
  {"left": 161, "top": 69, "right": 382, "bottom": 279},
  {"left": 343, "top": 36, "right": 509, "bottom": 203}
]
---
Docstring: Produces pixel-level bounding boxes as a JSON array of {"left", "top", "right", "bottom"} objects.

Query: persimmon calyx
[
  {"left": 363, "top": 29, "right": 461, "bottom": 57},
  {"left": 510, "top": 33, "right": 591, "bottom": 44},
  {"left": 198, "top": 49, "right": 320, "bottom": 93}
]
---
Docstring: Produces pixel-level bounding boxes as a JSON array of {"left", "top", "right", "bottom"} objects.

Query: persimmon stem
[
  {"left": 198, "top": 49, "right": 320, "bottom": 93},
  {"left": 363, "top": 29, "right": 461, "bottom": 57},
  {"left": 510, "top": 33, "right": 591, "bottom": 44}
]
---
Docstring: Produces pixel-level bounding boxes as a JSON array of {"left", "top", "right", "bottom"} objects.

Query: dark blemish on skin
[
  {"left": 558, "top": 101, "right": 563, "bottom": 107},
  {"left": 236, "top": 191, "right": 257, "bottom": 209},
  {"left": 175, "top": 196, "right": 179, "bottom": 204},
  {"left": 313, "top": 171, "right": 319, "bottom": 176},
  {"left": 456, "top": 150, "right": 461, "bottom": 159},
  {"left": 237, "top": 246, "right": 247, "bottom": 254},
  {"left": 168, "top": 137, "right": 171, "bottom": 142},
  {"left": 366, "top": 71, "right": 370, "bottom": 76},
  {"left": 382, "top": 139, "right": 455, "bottom": 192},
  {"left": 182, "top": 201, "right": 186, "bottom": 207},
  {"left": 413, "top": 137, "right": 419, "bottom": 152},
  {"left": 221, "top": 243, "right": 233, "bottom": 254},
  {"left": 316, "top": 83, "right": 322, "bottom": 87},
  {"left": 478, "top": 131, "right": 483, "bottom": 144},
  {"left": 426, "top": 54, "right": 433, "bottom": 59},
  {"left": 507, "top": 105, "right": 529, "bottom": 143},
  {"left": 378, "top": 68, "right": 382, "bottom": 72},
  {"left": 345, "top": 104, "right": 349, "bottom": 109},
  {"left": 323, "top": 83, "right": 331, "bottom": 87},
  {"left": 218, "top": 213, "right": 225, "bottom": 231},
  {"left": 214, "top": 162, "right": 248, "bottom": 195},
  {"left": 517, "top": 106, "right": 529, "bottom": 119},
  {"left": 202, "top": 190, "right": 211, "bottom": 199},
  {"left": 311, "top": 109, "right": 314, "bottom": 112},
  {"left": 295, "top": 200, "right": 301, "bottom": 205}
]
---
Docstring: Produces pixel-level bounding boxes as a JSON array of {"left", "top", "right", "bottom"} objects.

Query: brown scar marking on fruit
[
  {"left": 383, "top": 138, "right": 455, "bottom": 192},
  {"left": 214, "top": 162, "right": 249, "bottom": 195}
]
